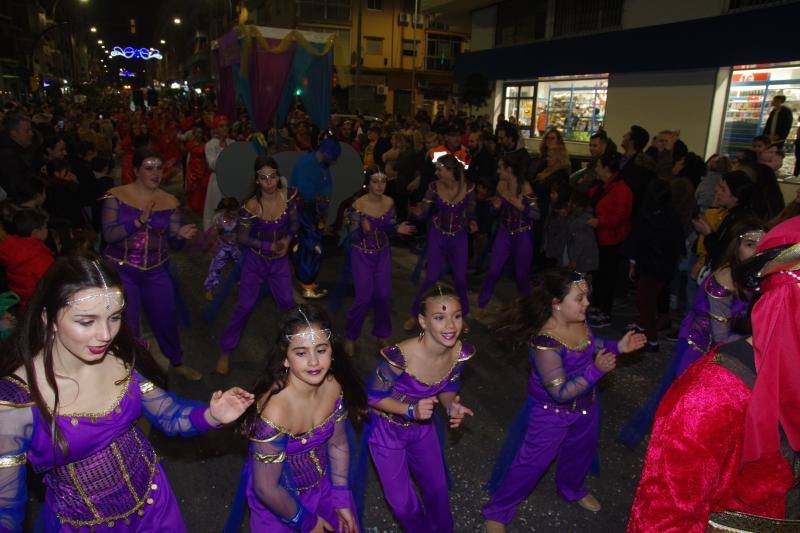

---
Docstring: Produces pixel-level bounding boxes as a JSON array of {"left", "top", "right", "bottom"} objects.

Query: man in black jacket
[
  {"left": 764, "top": 94, "right": 793, "bottom": 147},
  {"left": 0, "top": 114, "right": 35, "bottom": 200},
  {"left": 619, "top": 124, "right": 656, "bottom": 212}
]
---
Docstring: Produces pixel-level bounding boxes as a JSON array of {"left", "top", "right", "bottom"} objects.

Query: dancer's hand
[
  {"left": 335, "top": 508, "right": 357, "bottom": 533},
  {"left": 413, "top": 397, "right": 438, "bottom": 420},
  {"left": 397, "top": 222, "right": 416, "bottom": 236},
  {"left": 177, "top": 223, "right": 198, "bottom": 240},
  {"left": 595, "top": 350, "right": 616, "bottom": 373},
  {"left": 208, "top": 387, "right": 255, "bottom": 425},
  {"left": 311, "top": 516, "right": 333, "bottom": 532},
  {"left": 692, "top": 216, "right": 712, "bottom": 236},
  {"left": 618, "top": 330, "right": 647, "bottom": 354},
  {"left": 446, "top": 395, "right": 474, "bottom": 429}
]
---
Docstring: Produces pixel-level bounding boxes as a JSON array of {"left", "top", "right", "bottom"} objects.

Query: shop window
[
  {"left": 367, "top": 0, "right": 383, "bottom": 10},
  {"left": 426, "top": 35, "right": 461, "bottom": 71},
  {"left": 365, "top": 36, "right": 384, "bottom": 55},
  {"left": 553, "top": 0, "right": 623, "bottom": 37},
  {"left": 296, "top": 0, "right": 351, "bottom": 22},
  {"left": 495, "top": 0, "right": 547, "bottom": 46},
  {"left": 720, "top": 64, "right": 800, "bottom": 174},
  {"left": 503, "top": 84, "right": 536, "bottom": 138},
  {"left": 402, "top": 39, "right": 419, "bottom": 57}
]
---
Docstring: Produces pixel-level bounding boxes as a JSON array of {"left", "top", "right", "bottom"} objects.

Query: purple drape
[
  {"left": 249, "top": 40, "right": 295, "bottom": 130},
  {"left": 217, "top": 63, "right": 235, "bottom": 120}
]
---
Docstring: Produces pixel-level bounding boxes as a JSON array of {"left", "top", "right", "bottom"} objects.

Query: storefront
[
  {"left": 719, "top": 62, "right": 800, "bottom": 161},
  {"left": 502, "top": 75, "right": 608, "bottom": 142}
]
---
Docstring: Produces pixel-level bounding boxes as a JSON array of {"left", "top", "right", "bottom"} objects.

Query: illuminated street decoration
[
  {"left": 110, "top": 46, "right": 163, "bottom": 61},
  {"left": 119, "top": 70, "right": 136, "bottom": 77}
]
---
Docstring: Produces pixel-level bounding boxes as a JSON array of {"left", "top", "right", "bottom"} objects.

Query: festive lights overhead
[{"left": 109, "top": 46, "right": 163, "bottom": 61}]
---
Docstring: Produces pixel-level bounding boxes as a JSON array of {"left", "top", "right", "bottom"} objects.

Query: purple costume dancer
[
  {"left": 203, "top": 211, "right": 241, "bottom": 292},
  {"left": 367, "top": 341, "right": 476, "bottom": 532},
  {"left": 482, "top": 325, "right": 618, "bottom": 525},
  {"left": 239, "top": 394, "right": 357, "bottom": 532},
  {"left": 0, "top": 371, "right": 221, "bottom": 532},
  {"left": 477, "top": 193, "right": 540, "bottom": 309},
  {"left": 344, "top": 204, "right": 399, "bottom": 342},
  {"left": 101, "top": 193, "right": 188, "bottom": 368},
  {"left": 411, "top": 182, "right": 476, "bottom": 318},
  {"left": 617, "top": 272, "right": 749, "bottom": 448},
  {"left": 219, "top": 189, "right": 299, "bottom": 355}
]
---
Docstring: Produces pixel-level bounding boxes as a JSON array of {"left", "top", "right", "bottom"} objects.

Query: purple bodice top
[
  {"left": 237, "top": 188, "right": 300, "bottom": 259},
  {"left": 499, "top": 193, "right": 540, "bottom": 235},
  {"left": 0, "top": 371, "right": 215, "bottom": 531},
  {"left": 367, "top": 342, "right": 476, "bottom": 426},
  {"left": 677, "top": 273, "right": 748, "bottom": 365},
  {"left": 527, "top": 325, "right": 619, "bottom": 413},
  {"left": 345, "top": 203, "right": 398, "bottom": 253},
  {"left": 101, "top": 194, "right": 185, "bottom": 270},
  {"left": 416, "top": 182, "right": 476, "bottom": 236}
]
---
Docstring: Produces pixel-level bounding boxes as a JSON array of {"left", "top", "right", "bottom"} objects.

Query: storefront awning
[{"left": 455, "top": 3, "right": 800, "bottom": 82}]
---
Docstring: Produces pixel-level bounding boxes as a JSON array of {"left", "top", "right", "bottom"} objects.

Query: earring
[
  {"left": 556, "top": 306, "right": 561, "bottom": 311},
  {"left": 418, "top": 330, "right": 425, "bottom": 341}
]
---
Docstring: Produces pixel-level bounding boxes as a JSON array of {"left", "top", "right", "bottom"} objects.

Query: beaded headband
[
  {"left": 740, "top": 230, "right": 766, "bottom": 242},
  {"left": 285, "top": 307, "right": 331, "bottom": 344},
  {"left": 65, "top": 262, "right": 125, "bottom": 311}
]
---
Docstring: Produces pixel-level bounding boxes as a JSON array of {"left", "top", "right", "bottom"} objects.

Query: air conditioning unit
[
  {"left": 398, "top": 13, "right": 410, "bottom": 25},
  {"left": 376, "top": 85, "right": 388, "bottom": 96}
]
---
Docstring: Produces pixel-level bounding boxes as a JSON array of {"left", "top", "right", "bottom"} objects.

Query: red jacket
[
  {"left": 0, "top": 235, "right": 54, "bottom": 304},
  {"left": 594, "top": 176, "right": 632, "bottom": 246}
]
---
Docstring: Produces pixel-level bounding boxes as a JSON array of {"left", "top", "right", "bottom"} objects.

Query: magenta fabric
[{"left": 249, "top": 41, "right": 295, "bottom": 129}]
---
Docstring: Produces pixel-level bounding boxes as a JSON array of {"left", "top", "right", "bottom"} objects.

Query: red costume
[
  {"left": 628, "top": 217, "right": 800, "bottom": 532},
  {"left": 185, "top": 138, "right": 210, "bottom": 214},
  {"left": 0, "top": 235, "right": 54, "bottom": 305}
]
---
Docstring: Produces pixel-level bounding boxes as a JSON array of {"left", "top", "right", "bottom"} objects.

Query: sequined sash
[{"left": 38, "top": 427, "right": 159, "bottom": 528}]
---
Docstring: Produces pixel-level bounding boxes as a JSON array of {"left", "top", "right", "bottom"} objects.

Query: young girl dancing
[
  {"left": 343, "top": 168, "right": 415, "bottom": 355},
  {"left": 225, "top": 304, "right": 365, "bottom": 533},
  {"left": 404, "top": 155, "right": 477, "bottom": 331},
  {"left": 617, "top": 218, "right": 764, "bottom": 448},
  {"left": 368, "top": 284, "right": 476, "bottom": 532},
  {"left": 482, "top": 269, "right": 644, "bottom": 532},
  {"left": 0, "top": 254, "right": 253, "bottom": 532},
  {"left": 203, "top": 197, "right": 241, "bottom": 301}
]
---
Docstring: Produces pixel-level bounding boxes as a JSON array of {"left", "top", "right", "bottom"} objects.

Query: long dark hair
[
  {"left": 436, "top": 153, "right": 465, "bottom": 201},
  {"left": 252, "top": 155, "right": 281, "bottom": 202},
  {"left": 0, "top": 253, "right": 164, "bottom": 454},
  {"left": 490, "top": 268, "right": 585, "bottom": 345},
  {"left": 246, "top": 304, "right": 366, "bottom": 427},
  {"left": 714, "top": 217, "right": 766, "bottom": 300}
]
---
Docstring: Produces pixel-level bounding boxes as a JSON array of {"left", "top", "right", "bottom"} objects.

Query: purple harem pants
[
  {"left": 411, "top": 227, "right": 469, "bottom": 318},
  {"left": 345, "top": 246, "right": 392, "bottom": 341},
  {"left": 478, "top": 226, "right": 533, "bottom": 308},
  {"left": 114, "top": 263, "right": 184, "bottom": 366},
  {"left": 219, "top": 249, "right": 296, "bottom": 353},
  {"left": 369, "top": 418, "right": 454, "bottom": 532},
  {"left": 203, "top": 241, "right": 241, "bottom": 291},
  {"left": 482, "top": 401, "right": 599, "bottom": 524}
]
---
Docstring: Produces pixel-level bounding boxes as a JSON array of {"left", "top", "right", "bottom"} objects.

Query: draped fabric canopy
[{"left": 214, "top": 25, "right": 342, "bottom": 130}]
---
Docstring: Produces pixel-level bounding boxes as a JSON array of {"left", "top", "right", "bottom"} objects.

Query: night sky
[{"left": 86, "top": 0, "right": 164, "bottom": 50}]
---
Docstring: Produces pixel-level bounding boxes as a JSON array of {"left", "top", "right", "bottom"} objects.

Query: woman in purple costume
[
  {"left": 101, "top": 148, "right": 201, "bottom": 380},
  {"left": 404, "top": 154, "right": 477, "bottom": 331},
  {"left": 475, "top": 155, "right": 540, "bottom": 318},
  {"left": 203, "top": 197, "right": 242, "bottom": 301},
  {"left": 215, "top": 157, "right": 299, "bottom": 375},
  {"left": 343, "top": 168, "right": 415, "bottom": 356},
  {"left": 0, "top": 254, "right": 254, "bottom": 532},
  {"left": 617, "top": 218, "right": 765, "bottom": 448},
  {"left": 229, "top": 305, "right": 365, "bottom": 533},
  {"left": 482, "top": 269, "right": 645, "bottom": 532},
  {"left": 368, "top": 284, "right": 476, "bottom": 532}
]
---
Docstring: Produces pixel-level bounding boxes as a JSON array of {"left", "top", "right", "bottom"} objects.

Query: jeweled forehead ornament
[
  {"left": 66, "top": 262, "right": 125, "bottom": 311},
  {"left": 570, "top": 273, "right": 590, "bottom": 295},
  {"left": 285, "top": 307, "right": 331, "bottom": 345}
]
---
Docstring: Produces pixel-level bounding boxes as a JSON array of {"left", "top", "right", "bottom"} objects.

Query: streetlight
[
  {"left": 97, "top": 39, "right": 103, "bottom": 44},
  {"left": 173, "top": 17, "right": 181, "bottom": 25},
  {"left": 90, "top": 26, "right": 97, "bottom": 33},
  {"left": 160, "top": 39, "right": 166, "bottom": 44}
]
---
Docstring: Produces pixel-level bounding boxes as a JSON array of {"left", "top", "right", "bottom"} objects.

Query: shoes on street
[
  {"left": 484, "top": 520, "right": 506, "bottom": 533},
  {"left": 344, "top": 340, "right": 355, "bottom": 357},
  {"left": 173, "top": 364, "right": 202, "bottom": 381},
  {"left": 301, "top": 286, "right": 328, "bottom": 299},
  {"left": 643, "top": 341, "right": 660, "bottom": 353},
  {"left": 589, "top": 313, "right": 612, "bottom": 328},
  {"left": 665, "top": 328, "right": 680, "bottom": 342},
  {"left": 403, "top": 317, "right": 417, "bottom": 331},
  {"left": 214, "top": 355, "right": 231, "bottom": 375},
  {"left": 577, "top": 493, "right": 602, "bottom": 513}
]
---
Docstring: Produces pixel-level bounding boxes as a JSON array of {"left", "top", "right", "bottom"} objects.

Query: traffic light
[{"left": 295, "top": 88, "right": 302, "bottom": 96}]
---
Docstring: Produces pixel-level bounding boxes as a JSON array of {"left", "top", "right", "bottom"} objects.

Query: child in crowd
[
  {"left": 204, "top": 197, "right": 242, "bottom": 301},
  {"left": 0, "top": 208, "right": 54, "bottom": 307},
  {"left": 565, "top": 191, "right": 599, "bottom": 274},
  {"left": 542, "top": 180, "right": 572, "bottom": 268}
]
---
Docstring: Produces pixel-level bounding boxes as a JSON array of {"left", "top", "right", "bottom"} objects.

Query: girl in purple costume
[
  {"left": 482, "top": 269, "right": 645, "bottom": 532},
  {"left": 215, "top": 157, "right": 299, "bottom": 375},
  {"left": 368, "top": 284, "right": 476, "bottom": 532},
  {"left": 475, "top": 155, "right": 540, "bottom": 317},
  {"left": 617, "top": 219, "right": 765, "bottom": 448},
  {"left": 101, "top": 148, "right": 201, "bottom": 381},
  {"left": 230, "top": 305, "right": 366, "bottom": 533},
  {"left": 203, "top": 197, "right": 242, "bottom": 301},
  {"left": 0, "top": 254, "right": 254, "bottom": 532},
  {"left": 343, "top": 168, "right": 415, "bottom": 355},
  {"left": 404, "top": 154, "right": 478, "bottom": 331}
]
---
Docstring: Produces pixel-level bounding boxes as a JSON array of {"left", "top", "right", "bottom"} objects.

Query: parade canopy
[{"left": 213, "top": 25, "right": 351, "bottom": 131}]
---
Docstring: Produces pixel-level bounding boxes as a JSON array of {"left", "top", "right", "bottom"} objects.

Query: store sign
[{"left": 110, "top": 46, "right": 163, "bottom": 61}]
